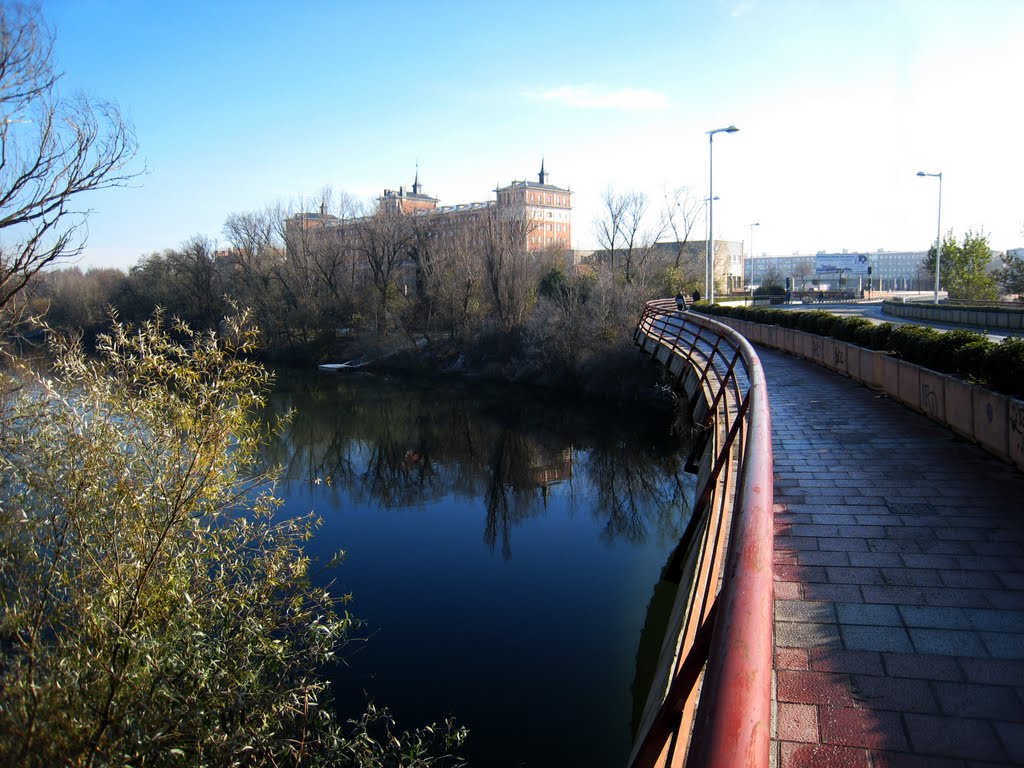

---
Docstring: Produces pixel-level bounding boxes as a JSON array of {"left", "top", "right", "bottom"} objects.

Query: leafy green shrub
[
  {"left": 794, "top": 310, "right": 834, "bottom": 335},
  {"left": 830, "top": 316, "right": 874, "bottom": 343},
  {"left": 889, "top": 324, "right": 943, "bottom": 365},
  {"left": 930, "top": 329, "right": 989, "bottom": 374},
  {"left": 867, "top": 323, "right": 893, "bottom": 351},
  {"left": 984, "top": 337, "right": 1024, "bottom": 399},
  {"left": 954, "top": 340, "right": 992, "bottom": 381},
  {"left": 0, "top": 312, "right": 466, "bottom": 768}
]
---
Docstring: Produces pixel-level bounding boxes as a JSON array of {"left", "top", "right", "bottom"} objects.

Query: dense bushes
[{"left": 696, "top": 303, "right": 1024, "bottom": 399}]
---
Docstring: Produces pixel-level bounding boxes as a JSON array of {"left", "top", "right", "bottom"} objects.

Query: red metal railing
[{"left": 629, "top": 299, "right": 774, "bottom": 768}]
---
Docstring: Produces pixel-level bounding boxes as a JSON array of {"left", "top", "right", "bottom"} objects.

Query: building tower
[{"left": 495, "top": 160, "right": 572, "bottom": 251}]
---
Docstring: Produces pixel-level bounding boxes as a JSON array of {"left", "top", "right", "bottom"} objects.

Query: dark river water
[{"left": 260, "top": 370, "right": 695, "bottom": 767}]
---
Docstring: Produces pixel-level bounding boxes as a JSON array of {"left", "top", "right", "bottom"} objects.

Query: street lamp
[
  {"left": 917, "top": 170, "right": 943, "bottom": 305},
  {"left": 749, "top": 221, "right": 760, "bottom": 298},
  {"left": 706, "top": 125, "right": 739, "bottom": 303},
  {"left": 702, "top": 195, "right": 719, "bottom": 297}
]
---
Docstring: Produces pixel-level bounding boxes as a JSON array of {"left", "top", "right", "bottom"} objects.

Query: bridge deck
[{"left": 761, "top": 346, "right": 1024, "bottom": 767}]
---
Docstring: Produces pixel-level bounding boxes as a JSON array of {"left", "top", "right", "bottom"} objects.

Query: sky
[{"left": 39, "top": 0, "right": 1024, "bottom": 270}]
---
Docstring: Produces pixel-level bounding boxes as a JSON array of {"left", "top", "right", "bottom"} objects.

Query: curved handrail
[{"left": 629, "top": 299, "right": 774, "bottom": 768}]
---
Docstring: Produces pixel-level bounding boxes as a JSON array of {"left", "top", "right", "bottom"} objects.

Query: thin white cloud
[
  {"left": 731, "top": 2, "right": 753, "bottom": 18},
  {"left": 526, "top": 84, "right": 670, "bottom": 111}
]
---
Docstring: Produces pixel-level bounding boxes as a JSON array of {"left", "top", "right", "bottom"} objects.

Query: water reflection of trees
[{"left": 259, "top": 371, "right": 695, "bottom": 556}]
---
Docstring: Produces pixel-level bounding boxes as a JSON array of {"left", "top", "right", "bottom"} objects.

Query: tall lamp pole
[
  {"left": 706, "top": 125, "right": 739, "bottom": 303},
  {"left": 702, "top": 195, "right": 719, "bottom": 297},
  {"left": 749, "top": 221, "right": 760, "bottom": 298},
  {"left": 917, "top": 170, "right": 943, "bottom": 304}
]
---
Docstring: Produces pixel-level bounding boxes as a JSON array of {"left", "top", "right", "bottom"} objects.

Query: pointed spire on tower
[
  {"left": 538, "top": 158, "right": 548, "bottom": 185},
  {"left": 412, "top": 163, "right": 421, "bottom": 195}
]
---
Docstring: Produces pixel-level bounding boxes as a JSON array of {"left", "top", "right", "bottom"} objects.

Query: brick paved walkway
[{"left": 762, "top": 347, "right": 1024, "bottom": 768}]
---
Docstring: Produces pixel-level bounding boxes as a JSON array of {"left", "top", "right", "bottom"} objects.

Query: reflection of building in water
[{"left": 528, "top": 447, "right": 573, "bottom": 488}]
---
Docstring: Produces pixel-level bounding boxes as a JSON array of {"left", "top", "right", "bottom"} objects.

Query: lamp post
[
  {"left": 702, "top": 195, "right": 719, "bottom": 298},
  {"left": 917, "top": 170, "right": 943, "bottom": 305},
  {"left": 748, "top": 221, "right": 760, "bottom": 299},
  {"left": 706, "top": 125, "right": 739, "bottom": 303}
]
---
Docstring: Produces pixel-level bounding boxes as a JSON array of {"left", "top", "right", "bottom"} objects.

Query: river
[{"left": 261, "top": 370, "right": 695, "bottom": 767}]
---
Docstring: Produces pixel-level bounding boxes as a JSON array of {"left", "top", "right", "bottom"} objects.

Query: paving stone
[
  {"left": 809, "top": 648, "right": 884, "bottom": 676},
  {"left": 850, "top": 674, "right": 939, "bottom": 713},
  {"left": 921, "top": 588, "right": 992, "bottom": 609},
  {"left": 776, "top": 599, "right": 837, "bottom": 624},
  {"left": 902, "top": 553, "right": 960, "bottom": 569},
  {"left": 909, "top": 628, "right": 988, "bottom": 657},
  {"left": 866, "top": 753, "right": 966, "bottom": 768},
  {"left": 847, "top": 552, "right": 904, "bottom": 568},
  {"left": 796, "top": 550, "right": 851, "bottom": 567},
  {"left": 776, "top": 670, "right": 861, "bottom": 708},
  {"left": 881, "top": 568, "right": 944, "bottom": 587},
  {"left": 957, "top": 658, "right": 1024, "bottom": 686},
  {"left": 904, "top": 714, "right": 1008, "bottom": 762},
  {"left": 993, "top": 719, "right": 1024, "bottom": 765},
  {"left": 776, "top": 564, "right": 828, "bottom": 583},
  {"left": 984, "top": 590, "right": 1024, "bottom": 611},
  {"left": 899, "top": 605, "right": 971, "bottom": 629},
  {"left": 803, "top": 583, "right": 864, "bottom": 603},
  {"left": 836, "top": 603, "right": 902, "bottom": 627},
  {"left": 861, "top": 584, "right": 927, "bottom": 606},
  {"left": 775, "top": 580, "right": 803, "bottom": 600},
  {"left": 776, "top": 702, "right": 819, "bottom": 743},
  {"left": 779, "top": 742, "right": 870, "bottom": 768},
  {"left": 940, "top": 570, "right": 1004, "bottom": 590},
  {"left": 964, "top": 608, "right": 1024, "bottom": 633},
  {"left": 979, "top": 632, "right": 1024, "bottom": 660},
  {"left": 826, "top": 566, "right": 886, "bottom": 586},
  {"left": 776, "top": 621, "right": 843, "bottom": 650},
  {"left": 818, "top": 705, "right": 907, "bottom": 750},
  {"left": 883, "top": 652, "right": 963, "bottom": 681},
  {"left": 841, "top": 625, "right": 914, "bottom": 653},
  {"left": 934, "top": 681, "right": 1024, "bottom": 722},
  {"left": 776, "top": 647, "right": 810, "bottom": 671},
  {"left": 817, "top": 538, "right": 870, "bottom": 553}
]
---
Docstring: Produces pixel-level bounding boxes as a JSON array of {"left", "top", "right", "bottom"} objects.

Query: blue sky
[{"left": 42, "top": 0, "right": 1024, "bottom": 269}]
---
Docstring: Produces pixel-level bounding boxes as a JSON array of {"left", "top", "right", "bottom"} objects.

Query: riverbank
[{"left": 321, "top": 330, "right": 676, "bottom": 410}]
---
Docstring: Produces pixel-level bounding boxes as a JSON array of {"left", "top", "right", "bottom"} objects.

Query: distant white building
[{"left": 748, "top": 250, "right": 931, "bottom": 291}]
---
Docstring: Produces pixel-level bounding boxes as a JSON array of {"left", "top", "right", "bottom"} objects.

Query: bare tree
[
  {"left": 165, "top": 234, "right": 225, "bottom": 328},
  {"left": 619, "top": 190, "right": 663, "bottom": 285},
  {"left": 662, "top": 186, "right": 702, "bottom": 270},
  {"left": 595, "top": 188, "right": 663, "bottom": 284},
  {"left": 354, "top": 206, "right": 415, "bottom": 331},
  {"left": 0, "top": 4, "right": 139, "bottom": 316},
  {"left": 480, "top": 203, "right": 536, "bottom": 332},
  {"left": 594, "top": 186, "right": 628, "bottom": 272},
  {"left": 793, "top": 258, "right": 815, "bottom": 291},
  {"left": 414, "top": 219, "right": 485, "bottom": 339},
  {"left": 761, "top": 262, "right": 784, "bottom": 290}
]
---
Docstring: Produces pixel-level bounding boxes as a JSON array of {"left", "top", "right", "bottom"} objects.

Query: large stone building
[
  {"left": 333, "top": 161, "right": 573, "bottom": 251},
  {"left": 494, "top": 161, "right": 573, "bottom": 251}
]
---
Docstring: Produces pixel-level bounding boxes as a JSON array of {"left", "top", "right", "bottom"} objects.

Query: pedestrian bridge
[{"left": 631, "top": 299, "right": 1024, "bottom": 768}]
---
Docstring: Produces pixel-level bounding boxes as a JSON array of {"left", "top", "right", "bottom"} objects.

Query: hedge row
[{"left": 695, "top": 303, "right": 1024, "bottom": 400}]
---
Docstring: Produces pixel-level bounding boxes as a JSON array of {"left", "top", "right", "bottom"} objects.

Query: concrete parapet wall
[{"left": 883, "top": 300, "right": 1024, "bottom": 330}]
